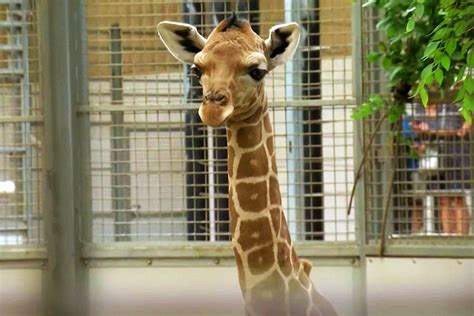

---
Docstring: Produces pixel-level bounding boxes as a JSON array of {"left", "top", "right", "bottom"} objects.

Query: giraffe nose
[{"left": 204, "top": 91, "right": 229, "bottom": 105}]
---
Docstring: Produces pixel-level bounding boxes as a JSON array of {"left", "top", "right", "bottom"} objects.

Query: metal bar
[
  {"left": 0, "top": 147, "right": 26, "bottom": 153},
  {"left": 365, "top": 243, "right": 474, "bottom": 258},
  {"left": 352, "top": 1, "right": 368, "bottom": 315},
  {"left": 0, "top": 44, "right": 23, "bottom": 51},
  {"left": 40, "top": 0, "right": 89, "bottom": 314},
  {"left": 285, "top": 0, "right": 303, "bottom": 238},
  {"left": 207, "top": 126, "right": 216, "bottom": 242},
  {"left": 0, "top": 246, "right": 47, "bottom": 261},
  {"left": 82, "top": 241, "right": 360, "bottom": 260},
  {"left": 76, "top": 99, "right": 357, "bottom": 112},
  {"left": 0, "top": 20, "right": 23, "bottom": 29},
  {"left": 20, "top": 0, "right": 33, "bottom": 242},
  {"left": 0, "top": 0, "right": 22, "bottom": 4},
  {"left": 0, "top": 115, "right": 43, "bottom": 123},
  {"left": 110, "top": 23, "right": 132, "bottom": 242}
]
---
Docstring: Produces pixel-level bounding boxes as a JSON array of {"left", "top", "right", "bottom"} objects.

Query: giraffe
[{"left": 158, "top": 13, "right": 338, "bottom": 316}]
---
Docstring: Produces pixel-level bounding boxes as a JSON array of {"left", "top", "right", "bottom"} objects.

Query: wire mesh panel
[
  {"left": 84, "top": 0, "right": 356, "bottom": 243},
  {"left": 361, "top": 5, "right": 474, "bottom": 243},
  {"left": 0, "top": 0, "right": 43, "bottom": 245}
]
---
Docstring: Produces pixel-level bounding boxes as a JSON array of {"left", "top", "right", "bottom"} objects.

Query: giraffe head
[{"left": 157, "top": 13, "right": 300, "bottom": 127}]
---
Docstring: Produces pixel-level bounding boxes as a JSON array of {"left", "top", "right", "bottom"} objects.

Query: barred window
[{"left": 85, "top": 0, "right": 356, "bottom": 243}]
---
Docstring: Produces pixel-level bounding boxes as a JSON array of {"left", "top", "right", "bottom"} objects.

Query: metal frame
[{"left": 39, "top": 0, "right": 91, "bottom": 315}]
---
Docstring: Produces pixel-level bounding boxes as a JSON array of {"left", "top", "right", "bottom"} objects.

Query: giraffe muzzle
[
  {"left": 204, "top": 91, "right": 229, "bottom": 105},
  {"left": 199, "top": 91, "right": 234, "bottom": 127}
]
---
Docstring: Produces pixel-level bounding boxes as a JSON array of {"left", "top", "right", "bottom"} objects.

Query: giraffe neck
[{"left": 226, "top": 103, "right": 324, "bottom": 316}]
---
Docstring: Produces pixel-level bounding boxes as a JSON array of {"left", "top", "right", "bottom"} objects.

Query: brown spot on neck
[
  {"left": 238, "top": 217, "right": 273, "bottom": 251},
  {"left": 247, "top": 244, "right": 275, "bottom": 275},
  {"left": 236, "top": 145, "right": 268, "bottom": 179},
  {"left": 235, "top": 181, "right": 268, "bottom": 212},
  {"left": 236, "top": 123, "right": 263, "bottom": 149}
]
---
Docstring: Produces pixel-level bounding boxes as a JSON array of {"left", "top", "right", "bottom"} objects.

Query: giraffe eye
[
  {"left": 190, "top": 65, "right": 202, "bottom": 79},
  {"left": 248, "top": 68, "right": 267, "bottom": 81}
]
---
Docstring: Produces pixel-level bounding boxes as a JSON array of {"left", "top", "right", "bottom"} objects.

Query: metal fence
[
  {"left": 0, "top": 0, "right": 42, "bottom": 246},
  {"left": 84, "top": 0, "right": 356, "bottom": 243},
  {"left": 360, "top": 5, "right": 474, "bottom": 253}
]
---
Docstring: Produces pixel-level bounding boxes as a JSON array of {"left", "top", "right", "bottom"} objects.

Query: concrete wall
[{"left": 1, "top": 258, "right": 473, "bottom": 316}]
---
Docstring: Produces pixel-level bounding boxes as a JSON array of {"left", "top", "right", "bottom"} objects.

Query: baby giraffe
[{"left": 158, "top": 13, "right": 338, "bottom": 316}]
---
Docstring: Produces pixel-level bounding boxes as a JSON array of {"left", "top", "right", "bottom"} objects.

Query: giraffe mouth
[{"left": 198, "top": 103, "right": 234, "bottom": 127}]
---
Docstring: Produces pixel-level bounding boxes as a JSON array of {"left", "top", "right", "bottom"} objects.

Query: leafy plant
[{"left": 353, "top": 0, "right": 474, "bottom": 123}]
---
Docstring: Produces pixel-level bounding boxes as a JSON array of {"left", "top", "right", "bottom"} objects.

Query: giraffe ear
[
  {"left": 265, "top": 22, "right": 300, "bottom": 70},
  {"left": 157, "top": 21, "right": 207, "bottom": 64}
]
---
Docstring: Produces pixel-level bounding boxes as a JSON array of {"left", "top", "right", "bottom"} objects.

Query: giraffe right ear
[
  {"left": 265, "top": 22, "right": 300, "bottom": 70},
  {"left": 157, "top": 21, "right": 207, "bottom": 64}
]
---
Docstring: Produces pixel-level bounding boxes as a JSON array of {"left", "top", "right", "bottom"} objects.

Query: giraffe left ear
[
  {"left": 157, "top": 21, "right": 207, "bottom": 64},
  {"left": 265, "top": 22, "right": 300, "bottom": 70}
]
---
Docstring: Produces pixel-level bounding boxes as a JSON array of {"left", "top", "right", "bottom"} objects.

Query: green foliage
[
  {"left": 353, "top": 0, "right": 474, "bottom": 123},
  {"left": 414, "top": 0, "right": 474, "bottom": 116}
]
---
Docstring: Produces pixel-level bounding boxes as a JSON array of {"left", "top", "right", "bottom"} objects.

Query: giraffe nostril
[{"left": 205, "top": 91, "right": 229, "bottom": 105}]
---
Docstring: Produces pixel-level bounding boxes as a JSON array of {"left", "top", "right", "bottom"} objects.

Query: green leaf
[
  {"left": 456, "top": 65, "right": 467, "bottom": 81},
  {"left": 423, "top": 41, "right": 440, "bottom": 59},
  {"left": 382, "top": 57, "right": 393, "bottom": 70},
  {"left": 388, "top": 103, "right": 405, "bottom": 123},
  {"left": 431, "top": 27, "right": 447, "bottom": 41},
  {"left": 369, "top": 95, "right": 383, "bottom": 108},
  {"left": 468, "top": 52, "right": 474, "bottom": 67},
  {"left": 455, "top": 87, "right": 465, "bottom": 103},
  {"left": 420, "top": 64, "right": 433, "bottom": 82},
  {"left": 440, "top": 55, "right": 451, "bottom": 71},
  {"left": 445, "top": 39, "right": 456, "bottom": 56},
  {"left": 367, "top": 52, "right": 380, "bottom": 63},
  {"left": 461, "top": 107, "right": 472, "bottom": 124},
  {"left": 460, "top": 40, "right": 473, "bottom": 56},
  {"left": 434, "top": 68, "right": 444, "bottom": 86},
  {"left": 406, "top": 17, "right": 416, "bottom": 33},
  {"left": 415, "top": 4, "right": 424, "bottom": 17},
  {"left": 465, "top": 76, "right": 474, "bottom": 94},
  {"left": 389, "top": 66, "right": 403, "bottom": 82},
  {"left": 454, "top": 21, "right": 466, "bottom": 36},
  {"left": 420, "top": 87, "right": 428, "bottom": 106},
  {"left": 362, "top": 0, "right": 377, "bottom": 8},
  {"left": 463, "top": 94, "right": 474, "bottom": 113}
]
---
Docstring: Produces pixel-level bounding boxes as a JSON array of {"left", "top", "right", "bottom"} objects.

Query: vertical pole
[
  {"left": 20, "top": 0, "right": 33, "bottom": 241},
  {"left": 302, "top": 0, "right": 324, "bottom": 240},
  {"left": 110, "top": 24, "right": 131, "bottom": 242},
  {"left": 40, "top": 0, "right": 89, "bottom": 315},
  {"left": 352, "top": 1, "right": 368, "bottom": 315},
  {"left": 284, "top": 0, "right": 303, "bottom": 239},
  {"left": 207, "top": 126, "right": 216, "bottom": 242},
  {"left": 182, "top": 1, "right": 209, "bottom": 241}
]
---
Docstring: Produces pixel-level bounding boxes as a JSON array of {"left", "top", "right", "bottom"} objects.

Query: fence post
[
  {"left": 352, "top": 1, "right": 368, "bottom": 315},
  {"left": 40, "top": 0, "right": 90, "bottom": 315}
]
